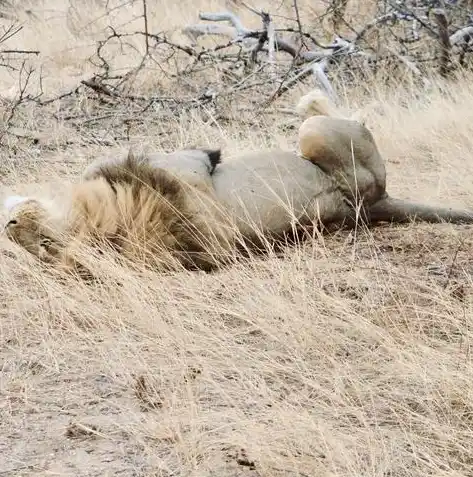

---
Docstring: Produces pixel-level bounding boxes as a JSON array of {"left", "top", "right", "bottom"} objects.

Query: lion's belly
[
  {"left": 211, "top": 149, "right": 346, "bottom": 237},
  {"left": 147, "top": 150, "right": 215, "bottom": 193}
]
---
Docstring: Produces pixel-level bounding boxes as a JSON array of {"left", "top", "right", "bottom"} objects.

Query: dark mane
[
  {"left": 95, "top": 150, "right": 184, "bottom": 203},
  {"left": 89, "top": 150, "right": 222, "bottom": 271}
]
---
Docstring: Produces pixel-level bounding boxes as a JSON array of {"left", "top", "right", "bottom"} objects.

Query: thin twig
[
  {"left": 142, "top": 0, "right": 149, "bottom": 55},
  {"left": 0, "top": 60, "right": 35, "bottom": 143},
  {"left": 292, "top": 0, "right": 306, "bottom": 50},
  {"left": 433, "top": 8, "right": 452, "bottom": 77},
  {"left": 0, "top": 49, "right": 39, "bottom": 55},
  {"left": 81, "top": 77, "right": 119, "bottom": 97}
]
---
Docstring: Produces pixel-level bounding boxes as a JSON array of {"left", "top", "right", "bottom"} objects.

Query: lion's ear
[{"left": 3, "top": 195, "right": 31, "bottom": 211}]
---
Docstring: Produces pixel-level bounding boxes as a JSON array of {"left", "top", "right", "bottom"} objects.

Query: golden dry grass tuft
[{"left": 2, "top": 2, "right": 473, "bottom": 476}]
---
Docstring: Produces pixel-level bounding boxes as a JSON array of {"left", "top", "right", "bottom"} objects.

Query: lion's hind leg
[{"left": 297, "top": 115, "right": 387, "bottom": 210}]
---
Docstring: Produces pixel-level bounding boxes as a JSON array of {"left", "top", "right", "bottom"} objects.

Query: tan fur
[
  {"left": 296, "top": 87, "right": 367, "bottom": 124},
  {"left": 298, "top": 116, "right": 386, "bottom": 209},
  {"left": 211, "top": 90, "right": 473, "bottom": 240},
  {"left": 4, "top": 91, "right": 473, "bottom": 276},
  {"left": 296, "top": 89, "right": 345, "bottom": 120},
  {"left": 4, "top": 198, "right": 65, "bottom": 262},
  {"left": 294, "top": 89, "right": 473, "bottom": 225},
  {"left": 3, "top": 151, "right": 235, "bottom": 276}
]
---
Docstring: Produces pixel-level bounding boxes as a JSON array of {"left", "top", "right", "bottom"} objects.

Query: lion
[
  {"left": 206, "top": 91, "right": 473, "bottom": 244},
  {"left": 3, "top": 148, "right": 236, "bottom": 276},
  {"left": 3, "top": 89, "right": 473, "bottom": 276},
  {"left": 295, "top": 90, "right": 473, "bottom": 227}
]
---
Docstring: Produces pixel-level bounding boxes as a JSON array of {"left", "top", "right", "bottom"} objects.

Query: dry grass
[{"left": 2, "top": 2, "right": 473, "bottom": 476}]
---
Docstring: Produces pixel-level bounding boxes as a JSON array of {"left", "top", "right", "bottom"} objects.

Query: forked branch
[{"left": 183, "top": 10, "right": 357, "bottom": 102}]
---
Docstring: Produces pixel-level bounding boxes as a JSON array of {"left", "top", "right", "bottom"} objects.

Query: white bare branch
[
  {"left": 185, "top": 11, "right": 333, "bottom": 62},
  {"left": 199, "top": 11, "right": 251, "bottom": 36},
  {"left": 267, "top": 18, "right": 276, "bottom": 65},
  {"left": 450, "top": 26, "right": 473, "bottom": 46},
  {"left": 311, "top": 59, "right": 339, "bottom": 104},
  {"left": 183, "top": 9, "right": 369, "bottom": 104},
  {"left": 182, "top": 24, "right": 239, "bottom": 44}
]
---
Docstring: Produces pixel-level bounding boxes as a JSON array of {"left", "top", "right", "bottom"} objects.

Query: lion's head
[{"left": 2, "top": 195, "right": 66, "bottom": 263}]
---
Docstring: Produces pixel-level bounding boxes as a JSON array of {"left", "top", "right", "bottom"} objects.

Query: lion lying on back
[
  {"left": 3, "top": 89, "right": 473, "bottom": 277},
  {"left": 3, "top": 149, "right": 235, "bottom": 275}
]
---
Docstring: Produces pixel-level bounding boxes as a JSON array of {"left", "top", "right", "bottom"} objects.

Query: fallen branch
[
  {"left": 184, "top": 8, "right": 381, "bottom": 107},
  {"left": 199, "top": 11, "right": 250, "bottom": 36},
  {"left": 450, "top": 25, "right": 473, "bottom": 46},
  {"left": 450, "top": 24, "right": 473, "bottom": 66},
  {"left": 81, "top": 77, "right": 119, "bottom": 98},
  {"left": 183, "top": 23, "right": 241, "bottom": 44},
  {"left": 185, "top": 10, "right": 334, "bottom": 62}
]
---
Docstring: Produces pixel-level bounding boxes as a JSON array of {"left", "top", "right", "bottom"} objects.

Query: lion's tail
[{"left": 295, "top": 88, "right": 346, "bottom": 120}]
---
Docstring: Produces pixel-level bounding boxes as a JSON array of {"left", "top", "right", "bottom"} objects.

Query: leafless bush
[{"left": 1, "top": 0, "right": 473, "bottom": 150}]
